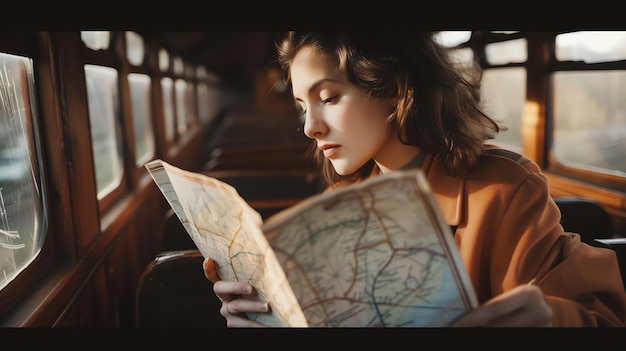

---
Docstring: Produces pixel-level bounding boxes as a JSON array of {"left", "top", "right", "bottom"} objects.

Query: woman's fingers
[
  {"left": 215, "top": 281, "right": 271, "bottom": 327},
  {"left": 213, "top": 280, "right": 253, "bottom": 297},
  {"left": 219, "top": 304, "right": 269, "bottom": 328},
  {"left": 222, "top": 295, "right": 270, "bottom": 314},
  {"left": 203, "top": 257, "right": 220, "bottom": 282},
  {"left": 204, "top": 260, "right": 271, "bottom": 327}
]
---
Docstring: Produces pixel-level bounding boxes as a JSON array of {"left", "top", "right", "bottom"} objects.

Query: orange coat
[{"left": 418, "top": 146, "right": 626, "bottom": 327}]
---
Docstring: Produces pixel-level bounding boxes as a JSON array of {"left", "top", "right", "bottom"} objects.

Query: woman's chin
[{"left": 330, "top": 161, "right": 359, "bottom": 176}]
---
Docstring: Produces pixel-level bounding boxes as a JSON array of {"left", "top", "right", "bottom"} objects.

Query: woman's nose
[{"left": 302, "top": 108, "right": 327, "bottom": 139}]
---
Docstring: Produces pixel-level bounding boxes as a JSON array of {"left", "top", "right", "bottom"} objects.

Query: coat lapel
[{"left": 421, "top": 153, "right": 464, "bottom": 226}]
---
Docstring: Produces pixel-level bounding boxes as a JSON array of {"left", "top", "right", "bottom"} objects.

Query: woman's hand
[
  {"left": 451, "top": 284, "right": 553, "bottom": 327},
  {"left": 205, "top": 258, "right": 552, "bottom": 328},
  {"left": 203, "top": 257, "right": 270, "bottom": 327}
]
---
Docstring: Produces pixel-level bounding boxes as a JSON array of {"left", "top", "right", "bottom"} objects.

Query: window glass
[
  {"left": 128, "top": 73, "right": 154, "bottom": 166},
  {"left": 0, "top": 53, "right": 46, "bottom": 290},
  {"left": 197, "top": 82, "right": 211, "bottom": 124},
  {"left": 125, "top": 31, "right": 145, "bottom": 67},
  {"left": 206, "top": 84, "right": 221, "bottom": 125},
  {"left": 447, "top": 47, "right": 476, "bottom": 79},
  {"left": 552, "top": 70, "right": 626, "bottom": 176},
  {"left": 175, "top": 79, "right": 187, "bottom": 135},
  {"left": 184, "top": 80, "right": 196, "bottom": 127},
  {"left": 482, "top": 67, "right": 527, "bottom": 150},
  {"left": 434, "top": 31, "right": 471, "bottom": 47},
  {"left": 161, "top": 77, "right": 175, "bottom": 143},
  {"left": 485, "top": 39, "right": 527, "bottom": 65},
  {"left": 173, "top": 56, "right": 184, "bottom": 76},
  {"left": 80, "top": 31, "right": 111, "bottom": 51},
  {"left": 84, "top": 65, "right": 123, "bottom": 199},
  {"left": 206, "top": 72, "right": 222, "bottom": 118},
  {"left": 556, "top": 31, "right": 626, "bottom": 63},
  {"left": 158, "top": 48, "right": 170, "bottom": 72}
]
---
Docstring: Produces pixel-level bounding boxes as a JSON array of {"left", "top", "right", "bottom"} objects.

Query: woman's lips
[{"left": 320, "top": 144, "right": 340, "bottom": 158}]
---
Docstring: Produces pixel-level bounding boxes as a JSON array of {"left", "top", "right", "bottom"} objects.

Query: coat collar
[
  {"left": 421, "top": 153, "right": 464, "bottom": 226},
  {"left": 369, "top": 152, "right": 464, "bottom": 226}
]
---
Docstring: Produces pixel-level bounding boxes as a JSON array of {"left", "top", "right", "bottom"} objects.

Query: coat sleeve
[{"left": 493, "top": 172, "right": 626, "bottom": 327}]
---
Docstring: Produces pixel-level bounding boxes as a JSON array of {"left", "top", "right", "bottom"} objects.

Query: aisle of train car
[{"left": 199, "top": 73, "right": 322, "bottom": 219}]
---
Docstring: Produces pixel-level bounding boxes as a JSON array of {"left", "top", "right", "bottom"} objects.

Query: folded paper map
[{"left": 146, "top": 159, "right": 478, "bottom": 327}]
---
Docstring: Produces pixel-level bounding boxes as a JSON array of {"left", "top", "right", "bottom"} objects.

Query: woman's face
[{"left": 290, "top": 46, "right": 417, "bottom": 175}]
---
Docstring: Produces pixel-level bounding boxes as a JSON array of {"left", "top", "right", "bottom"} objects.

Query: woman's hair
[{"left": 276, "top": 31, "right": 503, "bottom": 187}]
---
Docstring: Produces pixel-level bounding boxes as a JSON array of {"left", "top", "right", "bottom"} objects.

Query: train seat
[
  {"left": 135, "top": 249, "right": 225, "bottom": 327},
  {"left": 554, "top": 197, "right": 614, "bottom": 244},
  {"left": 163, "top": 209, "right": 197, "bottom": 251},
  {"left": 161, "top": 169, "right": 324, "bottom": 252},
  {"left": 204, "top": 169, "right": 323, "bottom": 218},
  {"left": 554, "top": 197, "right": 626, "bottom": 291}
]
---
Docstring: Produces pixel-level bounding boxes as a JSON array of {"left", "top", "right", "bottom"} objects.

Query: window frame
[
  {"left": 80, "top": 32, "right": 129, "bottom": 213},
  {"left": 0, "top": 32, "right": 66, "bottom": 314},
  {"left": 469, "top": 31, "right": 626, "bottom": 204},
  {"left": 546, "top": 30, "right": 626, "bottom": 193},
  {"left": 123, "top": 31, "right": 158, "bottom": 184}
]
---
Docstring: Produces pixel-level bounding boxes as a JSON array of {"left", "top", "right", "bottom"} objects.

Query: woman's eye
[{"left": 322, "top": 96, "right": 337, "bottom": 105}]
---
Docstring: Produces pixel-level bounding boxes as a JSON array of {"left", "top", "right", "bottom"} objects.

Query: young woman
[{"left": 203, "top": 31, "right": 626, "bottom": 327}]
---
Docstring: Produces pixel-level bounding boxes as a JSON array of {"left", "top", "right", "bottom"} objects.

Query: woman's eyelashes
[
  {"left": 322, "top": 96, "right": 337, "bottom": 105},
  {"left": 297, "top": 94, "right": 339, "bottom": 117}
]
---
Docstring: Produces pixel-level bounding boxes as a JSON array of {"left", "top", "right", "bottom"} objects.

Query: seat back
[
  {"left": 205, "top": 169, "right": 323, "bottom": 219},
  {"left": 163, "top": 209, "right": 197, "bottom": 251},
  {"left": 554, "top": 197, "right": 614, "bottom": 245},
  {"left": 135, "top": 250, "right": 225, "bottom": 327},
  {"left": 554, "top": 197, "right": 626, "bottom": 291}
]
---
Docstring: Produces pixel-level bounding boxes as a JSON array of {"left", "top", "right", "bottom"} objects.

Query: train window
[
  {"left": 449, "top": 47, "right": 476, "bottom": 72},
  {"left": 551, "top": 31, "right": 626, "bottom": 179},
  {"left": 434, "top": 31, "right": 527, "bottom": 151},
  {"left": 434, "top": 31, "right": 471, "bottom": 47},
  {"left": 480, "top": 34, "right": 528, "bottom": 151},
  {"left": 552, "top": 70, "right": 626, "bottom": 177},
  {"left": 482, "top": 67, "right": 526, "bottom": 151},
  {"left": 125, "top": 31, "right": 145, "bottom": 67},
  {"left": 435, "top": 31, "right": 475, "bottom": 74},
  {"left": 175, "top": 79, "right": 188, "bottom": 135},
  {"left": 197, "top": 65, "right": 211, "bottom": 124},
  {"left": 0, "top": 53, "right": 47, "bottom": 290},
  {"left": 485, "top": 39, "right": 527, "bottom": 65},
  {"left": 173, "top": 56, "right": 184, "bottom": 76},
  {"left": 197, "top": 81, "right": 211, "bottom": 124},
  {"left": 128, "top": 73, "right": 155, "bottom": 166},
  {"left": 161, "top": 77, "right": 176, "bottom": 144},
  {"left": 206, "top": 72, "right": 221, "bottom": 124},
  {"left": 81, "top": 31, "right": 111, "bottom": 51},
  {"left": 84, "top": 64, "right": 124, "bottom": 199},
  {"left": 184, "top": 79, "right": 197, "bottom": 127},
  {"left": 159, "top": 48, "right": 170, "bottom": 72},
  {"left": 556, "top": 31, "right": 626, "bottom": 63}
]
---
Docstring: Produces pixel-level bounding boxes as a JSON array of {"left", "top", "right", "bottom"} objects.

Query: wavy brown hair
[{"left": 276, "top": 31, "right": 503, "bottom": 188}]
